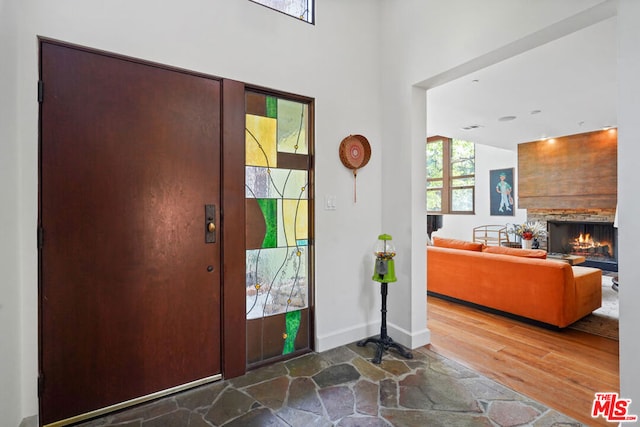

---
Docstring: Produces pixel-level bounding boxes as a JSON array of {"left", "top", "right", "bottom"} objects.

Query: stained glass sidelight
[{"left": 245, "top": 91, "right": 312, "bottom": 365}]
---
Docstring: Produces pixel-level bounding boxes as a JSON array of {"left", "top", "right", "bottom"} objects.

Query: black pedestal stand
[{"left": 357, "top": 282, "right": 413, "bottom": 364}]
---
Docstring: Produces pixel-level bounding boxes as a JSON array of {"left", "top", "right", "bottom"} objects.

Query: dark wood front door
[{"left": 39, "top": 41, "right": 222, "bottom": 425}]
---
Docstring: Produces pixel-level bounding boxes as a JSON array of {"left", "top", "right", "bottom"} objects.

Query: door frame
[{"left": 220, "top": 79, "right": 247, "bottom": 378}]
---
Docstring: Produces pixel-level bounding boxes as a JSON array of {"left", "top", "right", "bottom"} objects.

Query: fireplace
[{"left": 547, "top": 221, "right": 618, "bottom": 271}]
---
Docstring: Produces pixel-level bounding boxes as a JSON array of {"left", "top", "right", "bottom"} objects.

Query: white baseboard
[
  {"left": 19, "top": 415, "right": 37, "bottom": 427},
  {"left": 315, "top": 322, "right": 379, "bottom": 352},
  {"left": 315, "top": 321, "right": 430, "bottom": 353},
  {"left": 387, "top": 323, "right": 431, "bottom": 349}
]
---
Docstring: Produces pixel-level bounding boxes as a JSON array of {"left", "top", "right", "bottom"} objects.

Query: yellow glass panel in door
[{"left": 246, "top": 114, "right": 277, "bottom": 168}]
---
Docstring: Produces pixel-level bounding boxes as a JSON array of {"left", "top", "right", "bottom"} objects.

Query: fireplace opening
[{"left": 547, "top": 221, "right": 617, "bottom": 271}]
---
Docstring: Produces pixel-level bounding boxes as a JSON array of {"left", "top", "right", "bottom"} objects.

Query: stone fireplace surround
[
  {"left": 515, "top": 131, "right": 617, "bottom": 271},
  {"left": 525, "top": 208, "right": 617, "bottom": 270}
]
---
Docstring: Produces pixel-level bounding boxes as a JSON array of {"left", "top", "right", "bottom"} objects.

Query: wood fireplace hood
[{"left": 517, "top": 129, "right": 617, "bottom": 209}]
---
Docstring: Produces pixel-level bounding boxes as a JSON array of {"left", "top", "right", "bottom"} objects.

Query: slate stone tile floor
[{"left": 76, "top": 342, "right": 581, "bottom": 427}]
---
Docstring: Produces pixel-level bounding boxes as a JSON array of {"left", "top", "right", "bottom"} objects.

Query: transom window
[
  {"left": 250, "top": 0, "right": 314, "bottom": 24},
  {"left": 427, "top": 136, "right": 475, "bottom": 214}
]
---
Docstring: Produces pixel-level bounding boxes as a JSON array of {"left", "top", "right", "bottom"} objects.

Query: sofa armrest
[{"left": 571, "top": 266, "right": 602, "bottom": 320}]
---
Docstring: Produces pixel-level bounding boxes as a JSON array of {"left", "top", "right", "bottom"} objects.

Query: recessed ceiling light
[
  {"left": 471, "top": 79, "right": 479, "bottom": 83},
  {"left": 498, "top": 115, "right": 517, "bottom": 122},
  {"left": 530, "top": 110, "right": 542, "bottom": 115},
  {"left": 461, "top": 124, "right": 482, "bottom": 131}
]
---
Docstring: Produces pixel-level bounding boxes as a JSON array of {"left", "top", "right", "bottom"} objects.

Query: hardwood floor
[{"left": 426, "top": 295, "right": 619, "bottom": 427}]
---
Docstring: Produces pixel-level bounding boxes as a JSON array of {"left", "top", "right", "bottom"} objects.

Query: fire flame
[
  {"left": 567, "top": 230, "right": 613, "bottom": 259},
  {"left": 573, "top": 233, "right": 601, "bottom": 249},
  {"left": 577, "top": 233, "right": 591, "bottom": 243}
]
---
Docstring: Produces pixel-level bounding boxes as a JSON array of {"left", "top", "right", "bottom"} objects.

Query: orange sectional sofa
[{"left": 427, "top": 237, "right": 602, "bottom": 328}]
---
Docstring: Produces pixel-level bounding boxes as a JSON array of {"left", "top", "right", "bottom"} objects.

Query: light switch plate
[{"left": 325, "top": 195, "right": 337, "bottom": 210}]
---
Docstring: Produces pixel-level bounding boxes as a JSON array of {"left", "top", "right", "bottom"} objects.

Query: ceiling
[{"left": 426, "top": 16, "right": 617, "bottom": 151}]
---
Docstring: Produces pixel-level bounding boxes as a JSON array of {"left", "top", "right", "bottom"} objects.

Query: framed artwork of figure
[{"left": 490, "top": 168, "right": 515, "bottom": 216}]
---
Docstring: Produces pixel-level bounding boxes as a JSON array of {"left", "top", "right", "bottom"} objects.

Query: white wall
[
  {"left": 379, "top": 0, "right": 639, "bottom": 417},
  {"left": 1, "top": 0, "right": 22, "bottom": 425},
  {"left": 6, "top": 0, "right": 640, "bottom": 424},
  {"left": 617, "top": 0, "right": 640, "bottom": 411},
  {"left": 432, "top": 143, "right": 527, "bottom": 242},
  {"left": 377, "top": 0, "right": 607, "bottom": 353},
  {"left": 8, "top": 0, "right": 385, "bottom": 423}
]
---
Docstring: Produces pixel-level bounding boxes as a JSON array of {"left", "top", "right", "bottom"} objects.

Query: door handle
[{"left": 205, "top": 204, "right": 216, "bottom": 243}]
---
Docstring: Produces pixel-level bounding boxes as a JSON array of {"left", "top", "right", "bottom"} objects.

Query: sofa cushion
[
  {"left": 432, "top": 236, "right": 484, "bottom": 251},
  {"left": 482, "top": 245, "right": 547, "bottom": 259}
]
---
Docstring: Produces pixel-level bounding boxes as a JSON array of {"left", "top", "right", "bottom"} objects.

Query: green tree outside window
[{"left": 427, "top": 136, "right": 475, "bottom": 214}]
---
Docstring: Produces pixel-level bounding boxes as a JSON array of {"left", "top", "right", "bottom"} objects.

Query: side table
[{"left": 546, "top": 253, "right": 586, "bottom": 266}]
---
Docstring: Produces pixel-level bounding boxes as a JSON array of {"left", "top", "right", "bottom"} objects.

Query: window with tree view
[
  {"left": 250, "top": 0, "right": 314, "bottom": 23},
  {"left": 427, "top": 136, "right": 475, "bottom": 214}
]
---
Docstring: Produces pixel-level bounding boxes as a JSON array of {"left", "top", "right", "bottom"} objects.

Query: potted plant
[{"left": 508, "top": 222, "right": 547, "bottom": 249}]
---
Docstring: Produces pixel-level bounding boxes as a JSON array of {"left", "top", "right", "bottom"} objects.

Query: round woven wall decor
[
  {"left": 339, "top": 134, "right": 371, "bottom": 170},
  {"left": 339, "top": 134, "right": 371, "bottom": 202}
]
